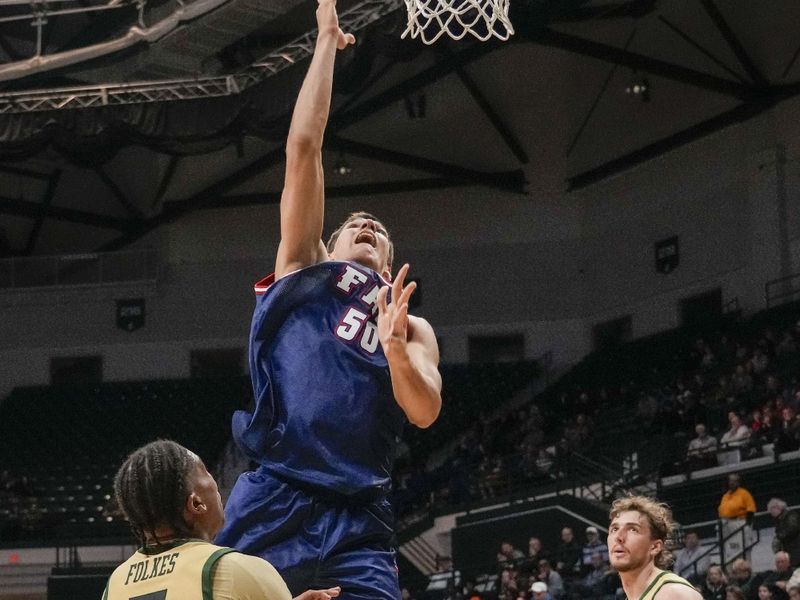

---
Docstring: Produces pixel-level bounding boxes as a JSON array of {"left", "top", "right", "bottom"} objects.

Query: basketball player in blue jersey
[{"left": 215, "top": 1, "right": 442, "bottom": 599}]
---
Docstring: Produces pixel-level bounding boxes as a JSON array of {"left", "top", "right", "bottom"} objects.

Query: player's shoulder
[
  {"left": 216, "top": 552, "right": 292, "bottom": 599},
  {"left": 654, "top": 574, "right": 702, "bottom": 600}
]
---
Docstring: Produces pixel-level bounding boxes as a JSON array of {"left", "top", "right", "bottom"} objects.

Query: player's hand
[
  {"left": 316, "top": 0, "right": 356, "bottom": 50},
  {"left": 294, "top": 586, "right": 341, "bottom": 600},
  {"left": 377, "top": 263, "right": 416, "bottom": 359}
]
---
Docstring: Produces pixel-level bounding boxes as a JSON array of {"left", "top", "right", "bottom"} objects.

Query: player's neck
[{"left": 620, "top": 562, "right": 660, "bottom": 600}]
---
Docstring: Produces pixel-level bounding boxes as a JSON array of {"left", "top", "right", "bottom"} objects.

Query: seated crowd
[
  {"left": 395, "top": 308, "right": 800, "bottom": 522},
  {"left": 489, "top": 526, "right": 617, "bottom": 600}
]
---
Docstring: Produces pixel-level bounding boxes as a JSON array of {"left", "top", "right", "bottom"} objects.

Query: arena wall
[{"left": 1, "top": 99, "right": 799, "bottom": 396}]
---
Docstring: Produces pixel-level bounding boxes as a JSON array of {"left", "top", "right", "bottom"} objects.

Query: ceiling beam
[
  {"left": 95, "top": 167, "right": 145, "bottom": 220},
  {"left": 453, "top": 61, "right": 529, "bottom": 164},
  {"left": 151, "top": 155, "right": 180, "bottom": 211},
  {"left": 0, "top": 164, "right": 50, "bottom": 181},
  {"left": 0, "top": 195, "right": 133, "bottom": 230},
  {"left": 532, "top": 27, "right": 752, "bottom": 100},
  {"left": 332, "top": 40, "right": 503, "bottom": 132},
  {"left": 97, "top": 144, "right": 287, "bottom": 252},
  {"left": 567, "top": 28, "right": 636, "bottom": 157},
  {"left": 700, "top": 0, "right": 767, "bottom": 88},
  {"left": 567, "top": 100, "right": 773, "bottom": 190},
  {"left": 657, "top": 15, "right": 747, "bottom": 84},
  {"left": 182, "top": 178, "right": 470, "bottom": 210},
  {"left": 23, "top": 170, "right": 61, "bottom": 256},
  {"left": 550, "top": 0, "right": 657, "bottom": 22},
  {"left": 97, "top": 41, "right": 510, "bottom": 253},
  {"left": 328, "top": 136, "right": 527, "bottom": 193}
]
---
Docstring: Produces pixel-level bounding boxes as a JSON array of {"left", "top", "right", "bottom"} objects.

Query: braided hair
[{"left": 113, "top": 440, "right": 196, "bottom": 548}]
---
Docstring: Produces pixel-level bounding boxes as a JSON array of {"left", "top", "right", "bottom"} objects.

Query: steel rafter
[
  {"left": 95, "top": 167, "right": 145, "bottom": 219},
  {"left": 452, "top": 60, "right": 529, "bottom": 164},
  {"left": 0, "top": 195, "right": 133, "bottom": 230},
  {"left": 0, "top": 0, "right": 404, "bottom": 114},
  {"left": 532, "top": 27, "right": 752, "bottom": 99},
  {"left": 184, "top": 178, "right": 468, "bottom": 209},
  {"left": 23, "top": 170, "right": 61, "bottom": 255},
  {"left": 96, "top": 40, "right": 511, "bottom": 252},
  {"left": 700, "top": 0, "right": 767, "bottom": 87},
  {"left": 329, "top": 135, "right": 527, "bottom": 193}
]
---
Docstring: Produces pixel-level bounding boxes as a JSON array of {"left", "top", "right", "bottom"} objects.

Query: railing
[
  {"left": 766, "top": 272, "right": 800, "bottom": 308},
  {"left": 395, "top": 447, "right": 643, "bottom": 534},
  {"left": 0, "top": 249, "right": 158, "bottom": 289}
]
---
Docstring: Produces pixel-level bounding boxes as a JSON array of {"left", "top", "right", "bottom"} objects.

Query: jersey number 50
[{"left": 336, "top": 307, "right": 380, "bottom": 354}]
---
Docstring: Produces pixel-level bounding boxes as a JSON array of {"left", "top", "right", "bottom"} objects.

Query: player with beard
[{"left": 608, "top": 496, "right": 702, "bottom": 600}]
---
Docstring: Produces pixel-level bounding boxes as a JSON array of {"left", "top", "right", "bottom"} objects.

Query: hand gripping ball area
[{"left": 402, "top": 0, "right": 514, "bottom": 44}]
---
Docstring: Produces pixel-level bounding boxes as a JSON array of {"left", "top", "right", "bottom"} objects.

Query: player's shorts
[{"left": 215, "top": 466, "right": 401, "bottom": 600}]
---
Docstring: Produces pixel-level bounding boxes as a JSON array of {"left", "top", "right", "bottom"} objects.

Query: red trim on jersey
[{"left": 254, "top": 273, "right": 276, "bottom": 295}]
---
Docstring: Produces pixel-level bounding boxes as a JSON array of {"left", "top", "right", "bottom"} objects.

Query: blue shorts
[{"left": 215, "top": 466, "right": 400, "bottom": 600}]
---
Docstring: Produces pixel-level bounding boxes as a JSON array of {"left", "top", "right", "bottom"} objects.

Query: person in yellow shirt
[
  {"left": 607, "top": 495, "right": 701, "bottom": 600},
  {"left": 718, "top": 473, "right": 757, "bottom": 563},
  {"left": 103, "top": 440, "right": 341, "bottom": 600}
]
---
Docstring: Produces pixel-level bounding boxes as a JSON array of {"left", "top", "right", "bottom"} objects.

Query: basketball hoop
[{"left": 402, "top": 0, "right": 514, "bottom": 45}]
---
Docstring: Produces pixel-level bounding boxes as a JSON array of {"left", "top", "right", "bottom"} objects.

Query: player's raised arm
[
  {"left": 377, "top": 264, "right": 442, "bottom": 428},
  {"left": 275, "top": 0, "right": 355, "bottom": 280}
]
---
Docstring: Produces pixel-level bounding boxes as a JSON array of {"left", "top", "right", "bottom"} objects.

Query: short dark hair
[
  {"left": 113, "top": 440, "right": 196, "bottom": 547},
  {"left": 326, "top": 211, "right": 394, "bottom": 269}
]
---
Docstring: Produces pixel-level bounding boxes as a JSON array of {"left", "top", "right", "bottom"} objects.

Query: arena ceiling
[{"left": 0, "top": 0, "right": 799, "bottom": 257}]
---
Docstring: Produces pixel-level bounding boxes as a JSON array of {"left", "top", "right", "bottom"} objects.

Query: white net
[{"left": 402, "top": 0, "right": 514, "bottom": 45}]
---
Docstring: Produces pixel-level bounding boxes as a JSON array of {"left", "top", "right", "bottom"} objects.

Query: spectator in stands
[
  {"left": 720, "top": 413, "right": 751, "bottom": 449},
  {"left": 532, "top": 581, "right": 554, "bottom": 600},
  {"left": 582, "top": 527, "right": 609, "bottom": 569},
  {"left": 769, "top": 499, "right": 800, "bottom": 567},
  {"left": 701, "top": 565, "right": 727, "bottom": 600},
  {"left": 536, "top": 449, "right": 555, "bottom": 478},
  {"left": 729, "top": 559, "right": 757, "bottom": 600},
  {"left": 775, "top": 408, "right": 800, "bottom": 454},
  {"left": 521, "top": 537, "right": 550, "bottom": 575},
  {"left": 718, "top": 473, "right": 756, "bottom": 562},
  {"left": 107, "top": 440, "right": 338, "bottom": 600},
  {"left": 498, "top": 541, "right": 526, "bottom": 570},
  {"left": 785, "top": 571, "right": 800, "bottom": 599},
  {"left": 760, "top": 552, "right": 793, "bottom": 594},
  {"left": 728, "top": 586, "right": 747, "bottom": 600},
  {"left": 575, "top": 552, "right": 612, "bottom": 599},
  {"left": 686, "top": 425, "right": 718, "bottom": 471},
  {"left": 673, "top": 531, "right": 710, "bottom": 584},
  {"left": 537, "top": 560, "right": 564, "bottom": 600},
  {"left": 555, "top": 527, "right": 583, "bottom": 580},
  {"left": 733, "top": 366, "right": 754, "bottom": 395},
  {"left": 758, "top": 585, "right": 776, "bottom": 600}
]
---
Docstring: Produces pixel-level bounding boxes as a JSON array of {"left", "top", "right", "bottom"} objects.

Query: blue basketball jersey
[{"left": 233, "top": 260, "right": 405, "bottom": 497}]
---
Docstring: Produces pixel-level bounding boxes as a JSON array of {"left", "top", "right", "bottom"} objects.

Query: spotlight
[
  {"left": 625, "top": 75, "right": 650, "bottom": 102},
  {"left": 333, "top": 152, "right": 352, "bottom": 175}
]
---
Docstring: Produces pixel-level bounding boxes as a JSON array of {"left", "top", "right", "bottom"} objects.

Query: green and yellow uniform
[
  {"left": 103, "top": 539, "right": 291, "bottom": 600},
  {"left": 633, "top": 570, "right": 696, "bottom": 600}
]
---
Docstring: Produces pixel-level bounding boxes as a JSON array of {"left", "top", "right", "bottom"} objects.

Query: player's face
[
  {"left": 608, "top": 511, "right": 661, "bottom": 573},
  {"left": 185, "top": 458, "right": 225, "bottom": 541},
  {"left": 330, "top": 217, "right": 392, "bottom": 279}
]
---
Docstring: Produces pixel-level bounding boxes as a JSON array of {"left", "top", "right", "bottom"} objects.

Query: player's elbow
[
  {"left": 409, "top": 399, "right": 441, "bottom": 429},
  {"left": 285, "top": 133, "right": 323, "bottom": 159}
]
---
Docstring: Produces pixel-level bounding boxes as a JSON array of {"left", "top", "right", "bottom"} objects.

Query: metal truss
[{"left": 0, "top": 0, "right": 404, "bottom": 114}]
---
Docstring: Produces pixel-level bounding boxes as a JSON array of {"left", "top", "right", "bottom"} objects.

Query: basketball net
[{"left": 402, "top": 0, "right": 514, "bottom": 45}]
